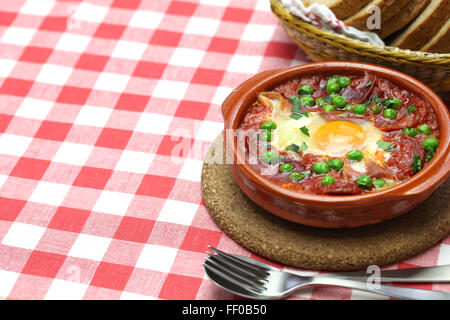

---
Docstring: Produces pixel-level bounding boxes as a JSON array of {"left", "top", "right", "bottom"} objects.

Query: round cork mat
[{"left": 201, "top": 132, "right": 450, "bottom": 271}]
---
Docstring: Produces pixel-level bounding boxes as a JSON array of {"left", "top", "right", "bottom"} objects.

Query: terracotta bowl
[{"left": 222, "top": 62, "right": 450, "bottom": 228}]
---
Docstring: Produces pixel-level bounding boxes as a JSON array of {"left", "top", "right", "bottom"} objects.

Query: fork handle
[{"left": 304, "top": 277, "right": 450, "bottom": 300}]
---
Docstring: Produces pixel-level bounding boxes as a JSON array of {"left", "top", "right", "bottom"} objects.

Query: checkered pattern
[{"left": 0, "top": 0, "right": 448, "bottom": 300}]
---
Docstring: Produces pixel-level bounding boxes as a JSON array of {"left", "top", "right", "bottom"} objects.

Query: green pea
[
  {"left": 326, "top": 82, "right": 341, "bottom": 94},
  {"left": 280, "top": 163, "right": 294, "bottom": 173},
  {"left": 402, "top": 128, "right": 418, "bottom": 138},
  {"left": 300, "top": 96, "right": 315, "bottom": 107},
  {"left": 322, "top": 104, "right": 335, "bottom": 112},
  {"left": 321, "top": 176, "right": 335, "bottom": 186},
  {"left": 347, "top": 149, "right": 363, "bottom": 161},
  {"left": 382, "top": 97, "right": 402, "bottom": 109},
  {"left": 373, "top": 178, "right": 386, "bottom": 189},
  {"left": 423, "top": 137, "right": 438, "bottom": 151},
  {"left": 353, "top": 104, "right": 367, "bottom": 115},
  {"left": 384, "top": 108, "right": 397, "bottom": 119},
  {"left": 332, "top": 95, "right": 347, "bottom": 108},
  {"left": 417, "top": 124, "right": 432, "bottom": 135},
  {"left": 337, "top": 76, "right": 350, "bottom": 88},
  {"left": 357, "top": 175, "right": 373, "bottom": 189},
  {"left": 298, "top": 85, "right": 314, "bottom": 96},
  {"left": 289, "top": 171, "right": 304, "bottom": 182},
  {"left": 261, "top": 121, "right": 276, "bottom": 130},
  {"left": 312, "top": 161, "right": 330, "bottom": 174},
  {"left": 261, "top": 150, "right": 278, "bottom": 164},
  {"left": 369, "top": 104, "right": 382, "bottom": 114},
  {"left": 345, "top": 105, "right": 353, "bottom": 111},
  {"left": 328, "top": 159, "right": 343, "bottom": 171},
  {"left": 426, "top": 150, "right": 435, "bottom": 162},
  {"left": 260, "top": 130, "right": 272, "bottom": 142},
  {"left": 315, "top": 97, "right": 325, "bottom": 106}
]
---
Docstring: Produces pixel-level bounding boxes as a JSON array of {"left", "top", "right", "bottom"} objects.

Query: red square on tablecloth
[
  {"left": 175, "top": 100, "right": 210, "bottom": 120},
  {"left": 208, "top": 37, "right": 240, "bottom": 54},
  {"left": 115, "top": 93, "right": 150, "bottom": 112},
  {"left": 56, "top": 86, "right": 92, "bottom": 105},
  {"left": 180, "top": 226, "right": 222, "bottom": 253},
  {"left": 90, "top": 261, "right": 134, "bottom": 291},
  {"left": 111, "top": 0, "right": 141, "bottom": 9},
  {"left": 73, "top": 166, "right": 113, "bottom": 189},
  {"left": 150, "top": 30, "right": 182, "bottom": 47},
  {"left": 0, "top": 114, "right": 13, "bottom": 133},
  {"left": 75, "top": 53, "right": 109, "bottom": 72},
  {"left": 133, "top": 61, "right": 166, "bottom": 79},
  {"left": 21, "top": 251, "right": 66, "bottom": 278},
  {"left": 94, "top": 23, "right": 126, "bottom": 39},
  {"left": 114, "top": 216, "right": 155, "bottom": 243},
  {"left": 191, "top": 68, "right": 225, "bottom": 86},
  {"left": 95, "top": 128, "right": 133, "bottom": 149},
  {"left": 0, "top": 78, "right": 34, "bottom": 97},
  {"left": 10, "top": 157, "right": 51, "bottom": 180},
  {"left": 156, "top": 135, "right": 193, "bottom": 157},
  {"left": 0, "top": 197, "right": 27, "bottom": 221},
  {"left": 0, "top": 11, "right": 16, "bottom": 26},
  {"left": 159, "top": 274, "right": 202, "bottom": 299},
  {"left": 167, "top": 1, "right": 198, "bottom": 16},
  {"left": 39, "top": 16, "right": 67, "bottom": 32},
  {"left": 35, "top": 120, "right": 72, "bottom": 141},
  {"left": 265, "top": 41, "right": 298, "bottom": 59},
  {"left": 19, "top": 46, "right": 53, "bottom": 63},
  {"left": 48, "top": 207, "right": 90, "bottom": 233},
  {"left": 136, "top": 174, "right": 175, "bottom": 198},
  {"left": 222, "top": 7, "right": 253, "bottom": 23}
]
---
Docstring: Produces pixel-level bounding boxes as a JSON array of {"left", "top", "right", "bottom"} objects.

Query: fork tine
[
  {"left": 206, "top": 252, "right": 268, "bottom": 286},
  {"left": 204, "top": 260, "right": 262, "bottom": 295},
  {"left": 208, "top": 246, "right": 271, "bottom": 275}
]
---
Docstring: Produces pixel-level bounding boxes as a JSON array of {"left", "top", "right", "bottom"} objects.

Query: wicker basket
[{"left": 270, "top": 0, "right": 450, "bottom": 93}]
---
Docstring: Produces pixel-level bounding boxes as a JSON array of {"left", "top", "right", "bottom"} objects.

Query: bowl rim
[{"left": 223, "top": 61, "right": 450, "bottom": 205}]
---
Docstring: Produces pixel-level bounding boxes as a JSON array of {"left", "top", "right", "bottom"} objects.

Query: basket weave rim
[{"left": 271, "top": 0, "right": 450, "bottom": 66}]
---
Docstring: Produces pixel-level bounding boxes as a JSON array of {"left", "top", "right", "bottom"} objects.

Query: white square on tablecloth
[
  {"left": 438, "top": 244, "right": 450, "bottom": 265},
  {"left": 0, "top": 59, "right": 16, "bottom": 78},
  {"left": 0, "top": 134, "right": 32, "bottom": 157},
  {"left": 111, "top": 40, "right": 148, "bottom": 61},
  {"left": 45, "top": 279, "right": 88, "bottom": 300},
  {"left": 241, "top": 24, "right": 276, "bottom": 42},
  {"left": 55, "top": 33, "right": 91, "bottom": 53},
  {"left": 68, "top": 233, "right": 111, "bottom": 261},
  {"left": 134, "top": 112, "right": 172, "bottom": 135},
  {"left": 1, "top": 27, "right": 36, "bottom": 46},
  {"left": 115, "top": 150, "right": 155, "bottom": 174},
  {"left": 36, "top": 64, "right": 73, "bottom": 85},
  {"left": 169, "top": 48, "right": 205, "bottom": 68},
  {"left": 120, "top": 291, "right": 156, "bottom": 300},
  {"left": 74, "top": 105, "right": 112, "bottom": 128},
  {"left": 0, "top": 174, "right": 8, "bottom": 190},
  {"left": 228, "top": 54, "right": 262, "bottom": 74},
  {"left": 29, "top": 181, "right": 71, "bottom": 206},
  {"left": 255, "top": 0, "right": 271, "bottom": 11},
  {"left": 157, "top": 199, "right": 198, "bottom": 226},
  {"left": 129, "top": 10, "right": 164, "bottom": 29},
  {"left": 2, "top": 222, "right": 46, "bottom": 250},
  {"left": 94, "top": 72, "right": 130, "bottom": 93},
  {"left": 199, "top": 0, "right": 231, "bottom": 6},
  {"left": 195, "top": 120, "right": 223, "bottom": 142},
  {"left": 0, "top": 269, "right": 19, "bottom": 298},
  {"left": 73, "top": 2, "right": 109, "bottom": 23},
  {"left": 93, "top": 190, "right": 134, "bottom": 216},
  {"left": 211, "top": 86, "right": 233, "bottom": 105},
  {"left": 16, "top": 98, "right": 54, "bottom": 120},
  {"left": 136, "top": 244, "right": 177, "bottom": 273},
  {"left": 185, "top": 17, "right": 220, "bottom": 36},
  {"left": 152, "top": 80, "right": 188, "bottom": 100},
  {"left": 53, "top": 142, "right": 93, "bottom": 166},
  {"left": 178, "top": 158, "right": 202, "bottom": 182},
  {"left": 20, "top": 0, "right": 55, "bottom": 16}
]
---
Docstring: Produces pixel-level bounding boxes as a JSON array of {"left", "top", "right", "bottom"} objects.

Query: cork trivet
[{"left": 201, "top": 132, "right": 450, "bottom": 271}]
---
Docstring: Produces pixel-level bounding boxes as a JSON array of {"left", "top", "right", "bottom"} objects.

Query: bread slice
[
  {"left": 420, "top": 18, "right": 450, "bottom": 53},
  {"left": 343, "top": 0, "right": 410, "bottom": 30},
  {"left": 390, "top": 0, "right": 450, "bottom": 50},
  {"left": 301, "top": 0, "right": 373, "bottom": 20},
  {"left": 377, "top": 0, "right": 431, "bottom": 39}
]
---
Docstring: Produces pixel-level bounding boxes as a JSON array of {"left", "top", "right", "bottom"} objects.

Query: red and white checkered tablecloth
[{"left": 0, "top": 0, "right": 448, "bottom": 300}]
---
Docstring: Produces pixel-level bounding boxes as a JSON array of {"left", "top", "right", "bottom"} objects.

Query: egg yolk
[{"left": 314, "top": 121, "right": 366, "bottom": 156}]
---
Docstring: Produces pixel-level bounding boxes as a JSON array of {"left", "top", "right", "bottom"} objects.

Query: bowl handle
[{"left": 221, "top": 69, "right": 280, "bottom": 121}]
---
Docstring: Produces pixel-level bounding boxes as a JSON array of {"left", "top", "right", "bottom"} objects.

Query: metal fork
[{"left": 204, "top": 246, "right": 450, "bottom": 300}]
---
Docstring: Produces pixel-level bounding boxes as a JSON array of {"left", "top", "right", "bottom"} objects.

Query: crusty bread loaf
[
  {"left": 420, "top": 18, "right": 450, "bottom": 53},
  {"left": 343, "top": 0, "right": 410, "bottom": 30},
  {"left": 389, "top": 0, "right": 450, "bottom": 50},
  {"left": 301, "top": 0, "right": 373, "bottom": 20},
  {"left": 377, "top": 0, "right": 431, "bottom": 39}
]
